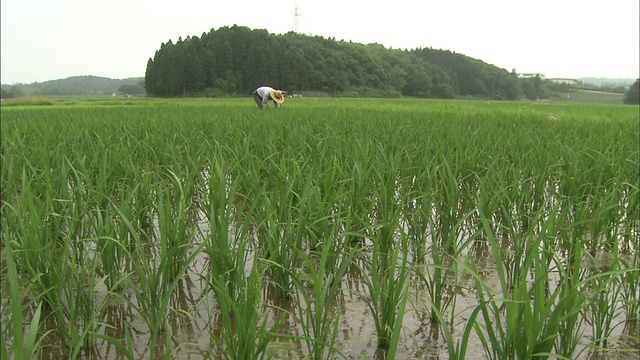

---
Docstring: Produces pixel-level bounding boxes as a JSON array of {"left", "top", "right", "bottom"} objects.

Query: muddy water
[
  {"left": 29, "top": 241, "right": 638, "bottom": 360},
  {"left": 33, "top": 257, "right": 486, "bottom": 359}
]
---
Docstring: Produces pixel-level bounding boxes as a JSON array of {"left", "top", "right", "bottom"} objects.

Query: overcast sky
[{"left": 1, "top": 0, "right": 638, "bottom": 84}]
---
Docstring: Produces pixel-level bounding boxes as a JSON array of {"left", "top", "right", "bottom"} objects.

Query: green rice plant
[
  {"left": 517, "top": 171, "right": 550, "bottom": 236},
  {"left": 552, "top": 206, "right": 588, "bottom": 358},
  {"left": 621, "top": 183, "right": 638, "bottom": 256},
  {"left": 127, "top": 169, "right": 157, "bottom": 232},
  {"left": 432, "top": 161, "right": 467, "bottom": 251},
  {"left": 581, "top": 247, "right": 626, "bottom": 350},
  {"left": 430, "top": 290, "right": 484, "bottom": 360},
  {"left": 286, "top": 206, "right": 354, "bottom": 360},
  {"left": 59, "top": 245, "right": 110, "bottom": 357},
  {"left": 94, "top": 323, "right": 136, "bottom": 360},
  {"left": 343, "top": 150, "right": 375, "bottom": 245},
  {"left": 402, "top": 193, "right": 432, "bottom": 264},
  {"left": 410, "top": 162, "right": 474, "bottom": 327},
  {"left": 473, "top": 207, "right": 588, "bottom": 360},
  {"left": 1, "top": 139, "right": 113, "bottom": 356},
  {"left": 581, "top": 268, "right": 624, "bottom": 350},
  {"left": 201, "top": 154, "right": 248, "bottom": 301},
  {"left": 10, "top": 212, "right": 109, "bottom": 356},
  {"left": 297, "top": 178, "right": 326, "bottom": 253},
  {"left": 360, "top": 230, "right": 410, "bottom": 353},
  {"left": 620, "top": 249, "right": 639, "bottom": 324},
  {"left": 467, "top": 161, "right": 509, "bottom": 240},
  {"left": 401, "top": 162, "right": 436, "bottom": 264},
  {"left": 581, "top": 191, "right": 626, "bottom": 257},
  {"left": 207, "top": 259, "right": 283, "bottom": 360},
  {"left": 256, "top": 174, "right": 304, "bottom": 300},
  {"left": 416, "top": 250, "right": 455, "bottom": 326},
  {"left": 92, "top": 204, "right": 127, "bottom": 291},
  {"left": 26, "top": 177, "right": 109, "bottom": 356},
  {"left": 115, "top": 201, "right": 201, "bottom": 360},
  {"left": 565, "top": 189, "right": 633, "bottom": 350},
  {"left": 361, "top": 143, "right": 411, "bottom": 351},
  {"left": 156, "top": 170, "right": 196, "bottom": 282},
  {"left": 370, "top": 144, "right": 403, "bottom": 261},
  {"left": 7, "top": 169, "right": 68, "bottom": 310},
  {"left": 287, "top": 139, "right": 357, "bottom": 252},
  {"left": 1, "top": 235, "right": 52, "bottom": 359}
]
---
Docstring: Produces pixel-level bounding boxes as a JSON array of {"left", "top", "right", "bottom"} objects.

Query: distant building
[
  {"left": 517, "top": 73, "right": 546, "bottom": 79},
  {"left": 548, "top": 78, "right": 578, "bottom": 85}
]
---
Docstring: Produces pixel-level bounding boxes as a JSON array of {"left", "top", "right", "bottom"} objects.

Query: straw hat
[{"left": 269, "top": 89, "right": 285, "bottom": 104}]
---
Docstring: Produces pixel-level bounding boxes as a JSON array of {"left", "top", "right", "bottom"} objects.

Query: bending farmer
[{"left": 253, "top": 86, "right": 286, "bottom": 109}]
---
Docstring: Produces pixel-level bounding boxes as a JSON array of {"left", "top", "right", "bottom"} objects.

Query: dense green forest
[{"left": 144, "top": 25, "right": 523, "bottom": 99}]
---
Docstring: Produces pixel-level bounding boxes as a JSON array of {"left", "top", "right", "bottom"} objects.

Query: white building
[
  {"left": 517, "top": 73, "right": 546, "bottom": 79},
  {"left": 547, "top": 78, "right": 578, "bottom": 85}
]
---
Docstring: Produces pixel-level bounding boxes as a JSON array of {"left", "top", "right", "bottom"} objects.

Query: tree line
[{"left": 144, "top": 25, "right": 523, "bottom": 99}]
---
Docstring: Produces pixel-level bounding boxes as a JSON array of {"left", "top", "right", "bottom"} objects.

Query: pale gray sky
[{"left": 1, "top": 0, "right": 638, "bottom": 84}]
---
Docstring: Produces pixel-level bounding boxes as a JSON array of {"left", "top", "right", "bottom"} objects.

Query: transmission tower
[{"left": 293, "top": 3, "right": 301, "bottom": 33}]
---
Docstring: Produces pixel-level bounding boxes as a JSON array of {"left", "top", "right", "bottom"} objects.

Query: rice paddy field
[{"left": 1, "top": 98, "right": 639, "bottom": 360}]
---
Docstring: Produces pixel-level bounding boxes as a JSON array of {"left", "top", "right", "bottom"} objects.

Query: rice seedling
[
  {"left": 620, "top": 249, "right": 639, "bottom": 325},
  {"left": 473, "top": 206, "right": 589, "bottom": 360},
  {"left": 1, "top": 234, "right": 52, "bottom": 359},
  {"left": 432, "top": 161, "right": 468, "bottom": 251},
  {"left": 59, "top": 247, "right": 110, "bottom": 358},
  {"left": 430, "top": 291, "right": 484, "bottom": 360},
  {"left": 343, "top": 147, "right": 375, "bottom": 246},
  {"left": 4, "top": 166, "right": 109, "bottom": 355},
  {"left": 256, "top": 172, "right": 305, "bottom": 300},
  {"left": 360, "top": 229, "right": 410, "bottom": 353},
  {"left": 286, "top": 204, "right": 354, "bottom": 360},
  {"left": 92, "top": 201, "right": 128, "bottom": 292},
  {"left": 206, "top": 258, "right": 283, "bottom": 360},
  {"left": 416, "top": 244, "right": 459, "bottom": 326},
  {"left": 201, "top": 154, "right": 248, "bottom": 301},
  {"left": 551, "top": 206, "right": 588, "bottom": 358},
  {"left": 114, "top": 199, "right": 201, "bottom": 359},
  {"left": 94, "top": 323, "right": 136, "bottom": 360},
  {"left": 581, "top": 247, "right": 627, "bottom": 351},
  {"left": 157, "top": 170, "right": 196, "bottom": 282},
  {"left": 7, "top": 168, "right": 68, "bottom": 310},
  {"left": 402, "top": 180, "right": 433, "bottom": 264}
]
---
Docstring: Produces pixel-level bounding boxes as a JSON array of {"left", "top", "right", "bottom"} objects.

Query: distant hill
[
  {"left": 578, "top": 77, "right": 636, "bottom": 87},
  {"left": 1, "top": 75, "right": 145, "bottom": 97}
]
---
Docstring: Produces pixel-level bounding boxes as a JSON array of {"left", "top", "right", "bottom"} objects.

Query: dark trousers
[{"left": 252, "top": 91, "right": 264, "bottom": 108}]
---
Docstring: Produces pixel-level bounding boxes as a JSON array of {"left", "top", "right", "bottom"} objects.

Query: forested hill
[
  {"left": 1, "top": 76, "right": 145, "bottom": 97},
  {"left": 145, "top": 25, "right": 523, "bottom": 99}
]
